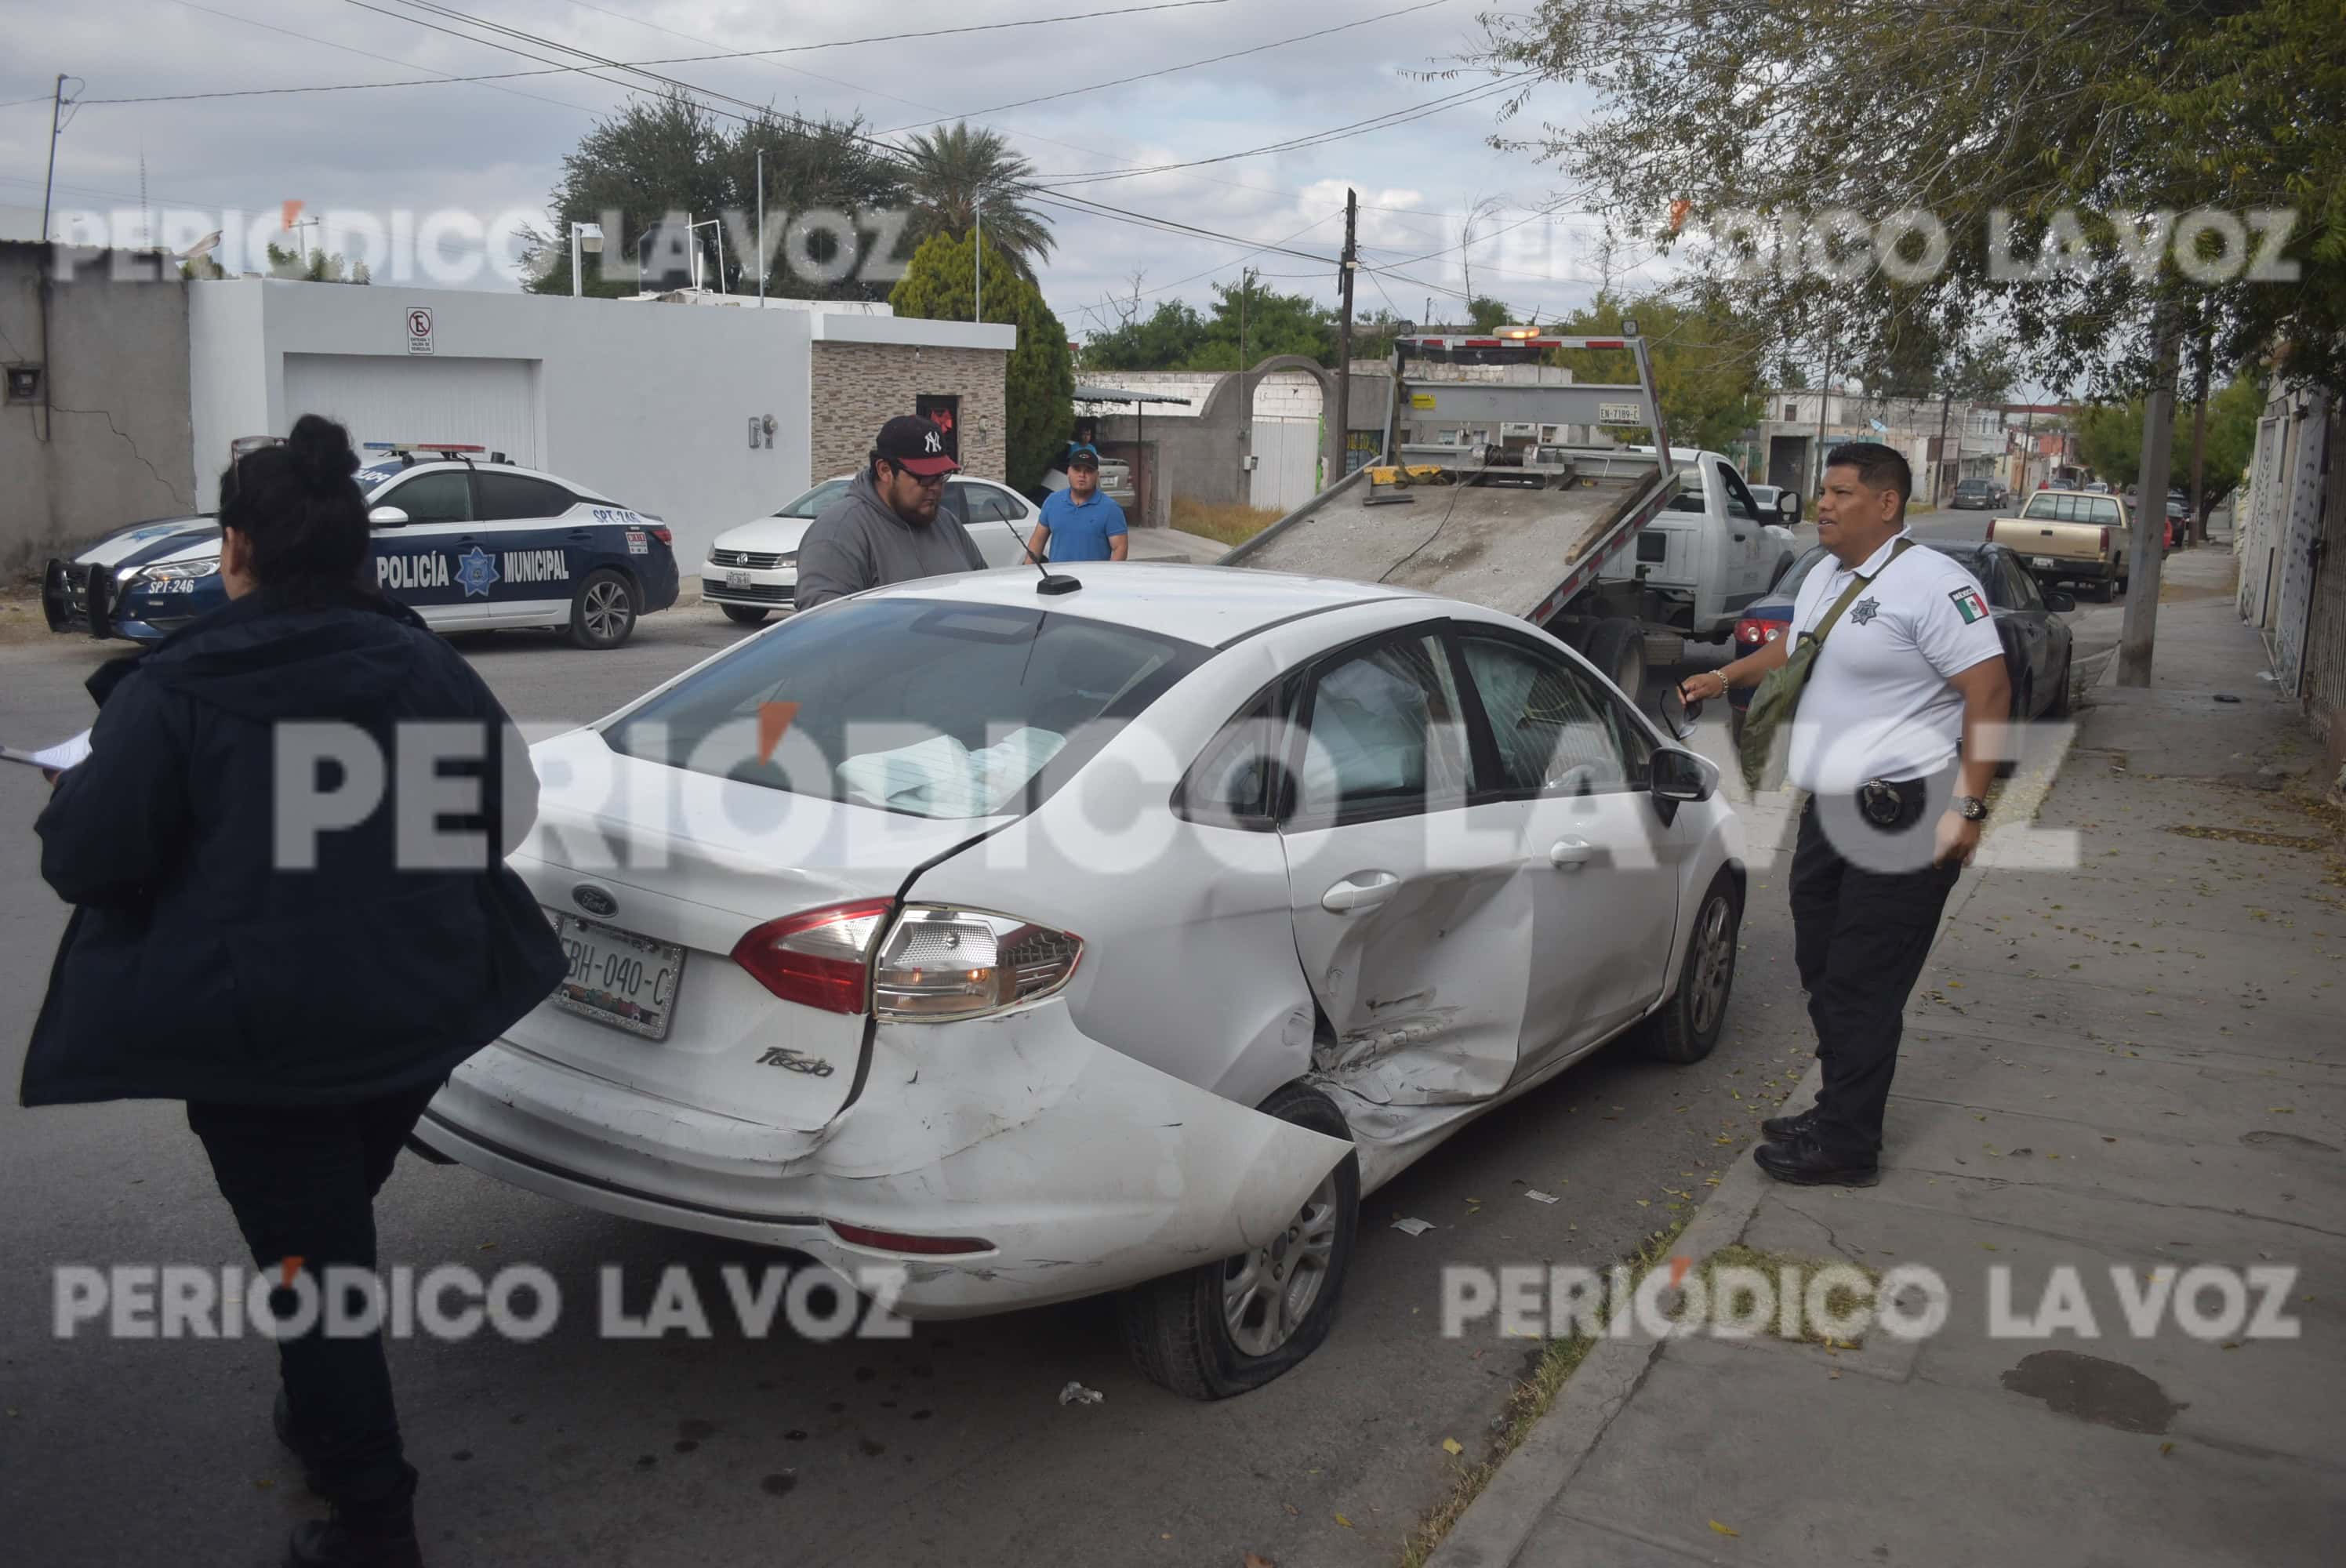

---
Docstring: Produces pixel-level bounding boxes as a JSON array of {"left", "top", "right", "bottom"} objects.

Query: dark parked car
[
  {"left": 1952, "top": 477, "right": 2010, "bottom": 510},
  {"left": 1727, "top": 541, "right": 2076, "bottom": 746}
]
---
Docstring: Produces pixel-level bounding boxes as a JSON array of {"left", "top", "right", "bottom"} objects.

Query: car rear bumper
[
  {"left": 2022, "top": 557, "right": 2116, "bottom": 579},
  {"left": 414, "top": 1002, "right": 1349, "bottom": 1318}
]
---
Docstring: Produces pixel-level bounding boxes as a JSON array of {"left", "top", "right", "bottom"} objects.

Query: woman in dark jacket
[{"left": 24, "top": 414, "right": 565, "bottom": 1568}]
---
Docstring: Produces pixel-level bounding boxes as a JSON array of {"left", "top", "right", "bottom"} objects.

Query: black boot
[
  {"left": 1762, "top": 1105, "right": 1883, "bottom": 1151},
  {"left": 284, "top": 1465, "right": 423, "bottom": 1568},
  {"left": 274, "top": 1388, "right": 327, "bottom": 1497},
  {"left": 1754, "top": 1131, "right": 1879, "bottom": 1187}
]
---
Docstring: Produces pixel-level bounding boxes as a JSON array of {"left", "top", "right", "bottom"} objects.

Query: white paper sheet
[{"left": 0, "top": 729, "right": 93, "bottom": 772}]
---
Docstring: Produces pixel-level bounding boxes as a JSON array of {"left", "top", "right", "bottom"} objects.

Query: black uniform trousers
[
  {"left": 186, "top": 1079, "right": 445, "bottom": 1506},
  {"left": 1790, "top": 771, "right": 1964, "bottom": 1156}
]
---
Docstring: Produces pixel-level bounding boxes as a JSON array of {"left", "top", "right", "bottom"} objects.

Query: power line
[
  {"left": 80, "top": 0, "right": 1237, "bottom": 104},
  {"left": 881, "top": 0, "right": 1458, "bottom": 134}
]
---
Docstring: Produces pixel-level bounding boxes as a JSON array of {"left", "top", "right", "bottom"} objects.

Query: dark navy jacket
[{"left": 22, "top": 586, "right": 565, "bottom": 1108}]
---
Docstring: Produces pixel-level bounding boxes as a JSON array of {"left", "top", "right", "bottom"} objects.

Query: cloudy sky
[{"left": 2, "top": 0, "right": 1657, "bottom": 334}]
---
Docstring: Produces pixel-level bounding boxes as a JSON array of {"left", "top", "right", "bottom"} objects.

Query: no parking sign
[{"left": 405, "top": 306, "right": 434, "bottom": 356}]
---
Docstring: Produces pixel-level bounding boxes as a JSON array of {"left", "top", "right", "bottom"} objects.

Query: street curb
[{"left": 1423, "top": 1059, "right": 1826, "bottom": 1568}]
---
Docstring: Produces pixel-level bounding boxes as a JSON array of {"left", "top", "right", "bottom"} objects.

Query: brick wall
[{"left": 809, "top": 342, "right": 1008, "bottom": 485}]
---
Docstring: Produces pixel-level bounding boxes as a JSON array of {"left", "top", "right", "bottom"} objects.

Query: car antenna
[{"left": 1016, "top": 519, "right": 1081, "bottom": 596}]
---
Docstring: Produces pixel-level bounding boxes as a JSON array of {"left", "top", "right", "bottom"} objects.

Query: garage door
[{"left": 282, "top": 354, "right": 539, "bottom": 465}]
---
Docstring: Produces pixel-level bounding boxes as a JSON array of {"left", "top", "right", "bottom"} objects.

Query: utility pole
[
  {"left": 39, "top": 74, "right": 70, "bottom": 247},
  {"left": 1334, "top": 187, "right": 1358, "bottom": 489},
  {"left": 756, "top": 146, "right": 764, "bottom": 303},
  {"left": 1812, "top": 336, "right": 1837, "bottom": 498},
  {"left": 973, "top": 198, "right": 982, "bottom": 323},
  {"left": 1239, "top": 267, "right": 1254, "bottom": 500},
  {"left": 2118, "top": 306, "right": 2181, "bottom": 687},
  {"left": 2187, "top": 328, "right": 2212, "bottom": 544}
]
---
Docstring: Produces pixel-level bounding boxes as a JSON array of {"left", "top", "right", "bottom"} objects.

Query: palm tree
[{"left": 902, "top": 122, "right": 1055, "bottom": 281}]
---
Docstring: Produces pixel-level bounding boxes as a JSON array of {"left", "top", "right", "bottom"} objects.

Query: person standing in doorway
[
  {"left": 1676, "top": 441, "right": 2010, "bottom": 1185},
  {"left": 1030, "top": 445, "right": 1128, "bottom": 564}
]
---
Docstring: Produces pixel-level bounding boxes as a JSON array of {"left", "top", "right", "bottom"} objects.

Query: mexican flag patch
[{"left": 1949, "top": 585, "right": 1990, "bottom": 624}]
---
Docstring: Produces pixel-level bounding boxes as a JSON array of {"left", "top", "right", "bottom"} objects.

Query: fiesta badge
[{"left": 572, "top": 884, "right": 619, "bottom": 918}]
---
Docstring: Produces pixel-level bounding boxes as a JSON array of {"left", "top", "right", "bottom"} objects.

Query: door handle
[
  {"left": 1320, "top": 871, "right": 1400, "bottom": 913},
  {"left": 1732, "top": 532, "right": 1749, "bottom": 542},
  {"left": 1549, "top": 839, "right": 1594, "bottom": 870}
]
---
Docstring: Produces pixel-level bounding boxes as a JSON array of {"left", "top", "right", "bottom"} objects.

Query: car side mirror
[
  {"left": 1650, "top": 746, "right": 1716, "bottom": 803},
  {"left": 1654, "top": 681, "right": 1699, "bottom": 742},
  {"left": 2044, "top": 590, "right": 2077, "bottom": 612},
  {"left": 1778, "top": 494, "right": 1801, "bottom": 522},
  {"left": 368, "top": 506, "right": 409, "bottom": 528}
]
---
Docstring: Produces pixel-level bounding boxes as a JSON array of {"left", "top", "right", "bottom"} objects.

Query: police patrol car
[{"left": 42, "top": 443, "right": 680, "bottom": 650}]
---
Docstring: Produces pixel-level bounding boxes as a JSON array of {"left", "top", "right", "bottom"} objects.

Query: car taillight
[
  {"left": 730, "top": 902, "right": 1084, "bottom": 1022},
  {"left": 731, "top": 899, "right": 894, "bottom": 1014},
  {"left": 873, "top": 906, "right": 1084, "bottom": 1022},
  {"left": 827, "top": 1221, "right": 994, "bottom": 1256},
  {"left": 1734, "top": 618, "right": 1785, "bottom": 648},
  {"left": 648, "top": 526, "right": 674, "bottom": 546},
  {"left": 1985, "top": 519, "right": 1997, "bottom": 541},
  {"left": 2100, "top": 527, "right": 2110, "bottom": 554}
]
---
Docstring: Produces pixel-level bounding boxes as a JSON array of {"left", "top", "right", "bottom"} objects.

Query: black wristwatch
[{"left": 1952, "top": 795, "right": 1988, "bottom": 822}]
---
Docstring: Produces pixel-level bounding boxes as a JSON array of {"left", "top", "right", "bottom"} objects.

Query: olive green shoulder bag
[{"left": 1737, "top": 537, "right": 1916, "bottom": 791}]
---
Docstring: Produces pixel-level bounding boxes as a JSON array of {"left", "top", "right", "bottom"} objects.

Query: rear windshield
[{"left": 605, "top": 599, "right": 1205, "bottom": 819}]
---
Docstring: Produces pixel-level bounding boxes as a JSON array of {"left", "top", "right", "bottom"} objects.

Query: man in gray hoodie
[{"left": 794, "top": 415, "right": 987, "bottom": 610}]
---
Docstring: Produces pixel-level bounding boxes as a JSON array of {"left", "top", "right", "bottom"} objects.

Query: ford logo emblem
[{"left": 572, "top": 884, "right": 619, "bottom": 918}]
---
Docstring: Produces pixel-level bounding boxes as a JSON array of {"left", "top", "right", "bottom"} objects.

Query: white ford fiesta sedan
[
  {"left": 416, "top": 563, "right": 1748, "bottom": 1396},
  {"left": 701, "top": 474, "right": 1043, "bottom": 624}
]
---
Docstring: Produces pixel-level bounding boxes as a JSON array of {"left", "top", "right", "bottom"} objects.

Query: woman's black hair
[{"left": 217, "top": 413, "right": 371, "bottom": 594}]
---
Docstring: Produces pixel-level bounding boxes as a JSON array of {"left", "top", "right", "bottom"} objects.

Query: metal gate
[
  {"left": 1248, "top": 418, "right": 1320, "bottom": 512},
  {"left": 2270, "top": 390, "right": 2332, "bottom": 694},
  {"left": 282, "top": 354, "right": 541, "bottom": 466}
]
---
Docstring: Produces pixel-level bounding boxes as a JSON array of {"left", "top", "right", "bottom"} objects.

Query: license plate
[
  {"left": 2032, "top": 556, "right": 2054, "bottom": 569},
  {"left": 545, "top": 910, "right": 685, "bottom": 1040},
  {"left": 725, "top": 569, "right": 752, "bottom": 590}
]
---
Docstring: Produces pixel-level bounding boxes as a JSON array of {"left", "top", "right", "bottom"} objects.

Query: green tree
[
  {"left": 527, "top": 92, "right": 905, "bottom": 299},
  {"left": 1466, "top": 296, "right": 1511, "bottom": 333},
  {"left": 1544, "top": 289, "right": 1767, "bottom": 452},
  {"left": 891, "top": 229, "right": 1074, "bottom": 492},
  {"left": 1473, "top": 0, "right": 2346, "bottom": 396},
  {"left": 1082, "top": 300, "right": 1208, "bottom": 372},
  {"left": 1182, "top": 273, "right": 1335, "bottom": 369},
  {"left": 2076, "top": 376, "right": 2263, "bottom": 508},
  {"left": 265, "top": 243, "right": 369, "bottom": 284},
  {"left": 902, "top": 122, "right": 1055, "bottom": 283}
]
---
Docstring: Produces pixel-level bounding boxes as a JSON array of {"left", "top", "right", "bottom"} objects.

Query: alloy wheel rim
[
  {"left": 1688, "top": 895, "right": 1733, "bottom": 1036},
  {"left": 584, "top": 581, "right": 630, "bottom": 641},
  {"left": 1223, "top": 1176, "right": 1340, "bottom": 1358}
]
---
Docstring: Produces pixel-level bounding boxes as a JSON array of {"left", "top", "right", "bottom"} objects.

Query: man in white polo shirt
[{"left": 1678, "top": 442, "right": 2009, "bottom": 1185}]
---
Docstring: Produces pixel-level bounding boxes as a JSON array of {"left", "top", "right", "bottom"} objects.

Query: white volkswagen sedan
[
  {"left": 417, "top": 564, "right": 1747, "bottom": 1396},
  {"left": 701, "top": 474, "right": 1043, "bottom": 624}
]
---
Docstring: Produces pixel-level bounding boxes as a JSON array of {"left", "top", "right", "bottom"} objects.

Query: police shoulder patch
[{"left": 1948, "top": 585, "right": 1989, "bottom": 624}]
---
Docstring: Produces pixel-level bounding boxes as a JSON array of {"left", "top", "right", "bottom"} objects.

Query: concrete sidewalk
[{"left": 1434, "top": 537, "right": 2346, "bottom": 1566}]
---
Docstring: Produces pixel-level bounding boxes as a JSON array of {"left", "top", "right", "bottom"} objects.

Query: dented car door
[{"left": 1278, "top": 628, "right": 1531, "bottom": 1108}]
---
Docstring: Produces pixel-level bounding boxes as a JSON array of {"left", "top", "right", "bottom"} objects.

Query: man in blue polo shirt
[{"left": 1032, "top": 445, "right": 1128, "bottom": 563}]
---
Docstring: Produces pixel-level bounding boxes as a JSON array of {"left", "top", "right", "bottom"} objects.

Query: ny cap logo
[{"left": 923, "top": 428, "right": 942, "bottom": 454}]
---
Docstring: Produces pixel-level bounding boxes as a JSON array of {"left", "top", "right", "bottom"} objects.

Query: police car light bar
[{"left": 361, "top": 441, "right": 510, "bottom": 466}]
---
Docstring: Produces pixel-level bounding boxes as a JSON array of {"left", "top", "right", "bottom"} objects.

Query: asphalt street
[{"left": 0, "top": 511, "right": 2115, "bottom": 1566}]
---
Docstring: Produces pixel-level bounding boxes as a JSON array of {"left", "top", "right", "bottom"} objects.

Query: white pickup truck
[{"left": 1223, "top": 329, "right": 1794, "bottom": 696}]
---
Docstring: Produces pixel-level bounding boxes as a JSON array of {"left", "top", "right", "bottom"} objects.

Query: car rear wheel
[
  {"left": 1632, "top": 871, "right": 1739, "bottom": 1065},
  {"left": 1120, "top": 1081, "right": 1359, "bottom": 1400},
  {"left": 568, "top": 568, "right": 638, "bottom": 649},
  {"left": 2093, "top": 575, "right": 2115, "bottom": 604},
  {"left": 720, "top": 604, "right": 768, "bottom": 626},
  {"left": 1582, "top": 619, "right": 1647, "bottom": 701}
]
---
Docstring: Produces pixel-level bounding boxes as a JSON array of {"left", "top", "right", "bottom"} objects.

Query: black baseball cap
[
  {"left": 875, "top": 414, "right": 959, "bottom": 477},
  {"left": 1066, "top": 443, "right": 1101, "bottom": 469}
]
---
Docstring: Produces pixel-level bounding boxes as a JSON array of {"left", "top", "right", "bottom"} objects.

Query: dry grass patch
[{"left": 1169, "top": 497, "right": 1284, "bottom": 549}]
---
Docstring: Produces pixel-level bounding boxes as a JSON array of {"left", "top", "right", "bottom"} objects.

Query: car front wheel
[
  {"left": 1632, "top": 871, "right": 1740, "bottom": 1064},
  {"left": 1120, "top": 1081, "right": 1359, "bottom": 1399},
  {"left": 568, "top": 568, "right": 639, "bottom": 649}
]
